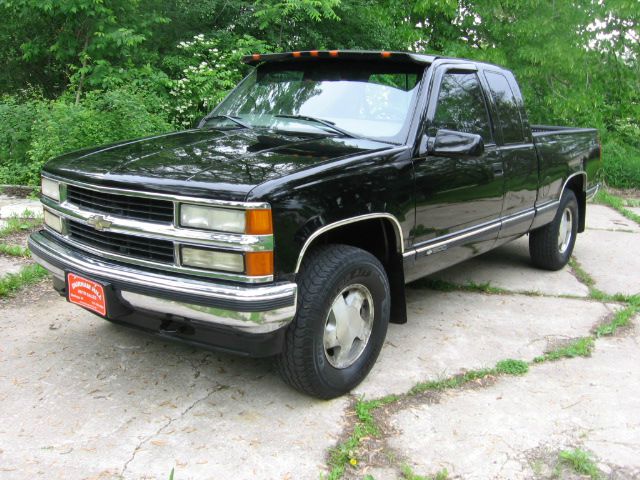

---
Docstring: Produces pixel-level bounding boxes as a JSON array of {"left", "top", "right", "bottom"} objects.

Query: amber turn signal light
[
  {"left": 245, "top": 251, "right": 274, "bottom": 276},
  {"left": 245, "top": 209, "right": 273, "bottom": 235}
]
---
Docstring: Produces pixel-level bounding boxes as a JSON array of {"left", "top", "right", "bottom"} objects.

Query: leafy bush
[
  {"left": 167, "top": 34, "right": 271, "bottom": 128},
  {"left": 0, "top": 93, "right": 48, "bottom": 185},
  {"left": 0, "top": 87, "right": 172, "bottom": 186},
  {"left": 601, "top": 137, "right": 640, "bottom": 189}
]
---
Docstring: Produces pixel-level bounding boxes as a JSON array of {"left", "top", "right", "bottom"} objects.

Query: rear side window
[
  {"left": 484, "top": 71, "right": 525, "bottom": 144},
  {"left": 431, "top": 72, "right": 493, "bottom": 143}
]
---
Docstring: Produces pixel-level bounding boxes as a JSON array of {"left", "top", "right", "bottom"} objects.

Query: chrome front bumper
[{"left": 28, "top": 231, "right": 297, "bottom": 334}]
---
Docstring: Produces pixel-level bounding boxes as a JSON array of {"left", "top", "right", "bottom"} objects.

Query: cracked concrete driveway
[{"left": 1, "top": 201, "right": 639, "bottom": 479}]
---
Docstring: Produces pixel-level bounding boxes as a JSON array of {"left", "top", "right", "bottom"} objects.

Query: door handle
[{"left": 492, "top": 162, "right": 504, "bottom": 177}]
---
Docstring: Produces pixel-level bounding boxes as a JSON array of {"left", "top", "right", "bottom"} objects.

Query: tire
[
  {"left": 276, "top": 244, "right": 390, "bottom": 399},
  {"left": 529, "top": 189, "right": 579, "bottom": 271}
]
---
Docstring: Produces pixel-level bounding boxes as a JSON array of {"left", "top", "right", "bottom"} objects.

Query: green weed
[
  {"left": 595, "top": 301, "right": 639, "bottom": 337},
  {"left": 533, "top": 337, "right": 594, "bottom": 363},
  {"left": 0, "top": 263, "right": 48, "bottom": 298},
  {"left": 0, "top": 215, "right": 42, "bottom": 238},
  {"left": 595, "top": 190, "right": 640, "bottom": 226},
  {"left": 558, "top": 448, "right": 601, "bottom": 479},
  {"left": 495, "top": 359, "right": 529, "bottom": 375},
  {"left": 0, "top": 243, "right": 30, "bottom": 257}
]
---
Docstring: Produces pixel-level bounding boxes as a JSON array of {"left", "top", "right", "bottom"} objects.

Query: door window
[
  {"left": 484, "top": 71, "right": 525, "bottom": 144},
  {"left": 431, "top": 72, "right": 493, "bottom": 143}
]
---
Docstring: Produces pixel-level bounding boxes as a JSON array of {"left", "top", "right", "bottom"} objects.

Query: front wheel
[
  {"left": 529, "top": 189, "right": 579, "bottom": 271},
  {"left": 276, "top": 244, "right": 390, "bottom": 399}
]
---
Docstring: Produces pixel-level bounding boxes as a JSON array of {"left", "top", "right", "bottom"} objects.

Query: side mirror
[{"left": 428, "top": 129, "right": 485, "bottom": 157}]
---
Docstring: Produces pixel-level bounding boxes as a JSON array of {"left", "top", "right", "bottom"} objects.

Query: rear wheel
[
  {"left": 276, "top": 244, "right": 390, "bottom": 399},
  {"left": 529, "top": 189, "right": 579, "bottom": 271}
]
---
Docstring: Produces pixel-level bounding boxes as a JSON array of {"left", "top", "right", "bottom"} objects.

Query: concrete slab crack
[{"left": 119, "top": 384, "right": 222, "bottom": 477}]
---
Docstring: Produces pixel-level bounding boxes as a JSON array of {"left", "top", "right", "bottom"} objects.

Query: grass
[
  {"left": 401, "top": 464, "right": 448, "bottom": 480},
  {"left": 533, "top": 337, "right": 594, "bottom": 363},
  {"left": 0, "top": 214, "right": 43, "bottom": 239},
  {"left": 568, "top": 258, "right": 595, "bottom": 289},
  {"left": 326, "top": 395, "right": 398, "bottom": 480},
  {"left": 595, "top": 299, "right": 640, "bottom": 337},
  {"left": 601, "top": 138, "right": 640, "bottom": 190},
  {"left": 594, "top": 189, "right": 640, "bottom": 226},
  {"left": 495, "top": 359, "right": 529, "bottom": 375},
  {"left": 0, "top": 263, "right": 49, "bottom": 298},
  {"left": 409, "top": 367, "right": 495, "bottom": 395},
  {"left": 557, "top": 448, "right": 601, "bottom": 479},
  {"left": 0, "top": 243, "right": 31, "bottom": 257},
  {"left": 414, "top": 278, "right": 509, "bottom": 295}
]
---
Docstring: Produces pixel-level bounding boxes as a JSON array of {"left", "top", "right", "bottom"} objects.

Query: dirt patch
[
  {"left": 0, "top": 185, "right": 37, "bottom": 198},
  {"left": 1, "top": 229, "right": 36, "bottom": 248},
  {"left": 526, "top": 444, "right": 634, "bottom": 480},
  {"left": 0, "top": 277, "right": 55, "bottom": 307}
]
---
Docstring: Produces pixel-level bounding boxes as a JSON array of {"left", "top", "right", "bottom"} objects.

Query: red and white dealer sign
[{"left": 67, "top": 273, "right": 107, "bottom": 316}]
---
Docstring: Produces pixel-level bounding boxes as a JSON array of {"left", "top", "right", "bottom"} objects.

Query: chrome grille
[
  {"left": 68, "top": 220, "right": 174, "bottom": 263},
  {"left": 66, "top": 185, "right": 174, "bottom": 223}
]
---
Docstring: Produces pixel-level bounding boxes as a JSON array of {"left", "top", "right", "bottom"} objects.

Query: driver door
[{"left": 407, "top": 66, "right": 505, "bottom": 278}]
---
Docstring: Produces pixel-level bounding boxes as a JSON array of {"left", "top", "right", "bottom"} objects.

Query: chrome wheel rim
[
  {"left": 558, "top": 207, "right": 573, "bottom": 254},
  {"left": 323, "top": 284, "right": 375, "bottom": 369}
]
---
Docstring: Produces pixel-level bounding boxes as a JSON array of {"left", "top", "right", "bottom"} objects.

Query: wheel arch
[
  {"left": 561, "top": 171, "right": 587, "bottom": 233},
  {"left": 295, "top": 214, "right": 407, "bottom": 324}
]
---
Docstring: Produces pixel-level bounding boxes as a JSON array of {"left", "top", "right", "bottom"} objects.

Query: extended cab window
[
  {"left": 484, "top": 71, "right": 525, "bottom": 144},
  {"left": 431, "top": 72, "right": 493, "bottom": 143}
]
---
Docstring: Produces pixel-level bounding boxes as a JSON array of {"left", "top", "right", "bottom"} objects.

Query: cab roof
[{"left": 242, "top": 50, "right": 438, "bottom": 66}]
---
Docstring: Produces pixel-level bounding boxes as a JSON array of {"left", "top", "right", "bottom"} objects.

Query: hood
[{"left": 43, "top": 129, "right": 394, "bottom": 201}]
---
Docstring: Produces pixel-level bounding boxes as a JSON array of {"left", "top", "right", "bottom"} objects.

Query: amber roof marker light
[
  {"left": 292, "top": 51, "right": 301, "bottom": 58},
  {"left": 251, "top": 53, "right": 261, "bottom": 61},
  {"left": 380, "top": 51, "right": 392, "bottom": 58},
  {"left": 329, "top": 50, "right": 339, "bottom": 57}
]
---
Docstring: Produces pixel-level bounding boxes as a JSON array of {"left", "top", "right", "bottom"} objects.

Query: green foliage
[
  {"left": 254, "top": 0, "right": 341, "bottom": 29},
  {"left": 0, "top": 243, "right": 30, "bottom": 257},
  {"left": 0, "top": 215, "right": 42, "bottom": 239},
  {"left": 533, "top": 337, "right": 595, "bottom": 363},
  {"left": 168, "top": 34, "right": 272, "bottom": 127},
  {"left": 0, "top": 88, "right": 172, "bottom": 185},
  {"left": 601, "top": 138, "right": 640, "bottom": 189},
  {"left": 595, "top": 301, "right": 639, "bottom": 337},
  {"left": 0, "top": 0, "right": 168, "bottom": 97},
  {"left": 0, "top": 263, "right": 48, "bottom": 298},
  {"left": 495, "top": 359, "right": 529, "bottom": 376},
  {"left": 0, "top": 94, "right": 48, "bottom": 185},
  {"left": 558, "top": 448, "right": 601, "bottom": 479},
  {"left": 401, "top": 464, "right": 449, "bottom": 480}
]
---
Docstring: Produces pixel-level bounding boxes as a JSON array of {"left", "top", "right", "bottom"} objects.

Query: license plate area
[{"left": 67, "top": 272, "right": 107, "bottom": 316}]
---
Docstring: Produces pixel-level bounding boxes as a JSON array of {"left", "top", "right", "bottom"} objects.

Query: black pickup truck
[{"left": 29, "top": 51, "right": 601, "bottom": 398}]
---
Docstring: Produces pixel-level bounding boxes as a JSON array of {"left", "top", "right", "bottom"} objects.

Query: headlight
[
  {"left": 179, "top": 204, "right": 273, "bottom": 235},
  {"left": 180, "top": 204, "right": 246, "bottom": 233},
  {"left": 181, "top": 246, "right": 244, "bottom": 272},
  {"left": 41, "top": 177, "right": 60, "bottom": 201},
  {"left": 44, "top": 210, "right": 63, "bottom": 233}
]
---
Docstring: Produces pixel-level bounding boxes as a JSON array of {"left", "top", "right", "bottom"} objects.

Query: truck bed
[{"left": 532, "top": 124, "right": 601, "bottom": 196}]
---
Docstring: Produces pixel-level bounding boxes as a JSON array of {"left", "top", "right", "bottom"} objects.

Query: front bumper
[{"left": 29, "top": 231, "right": 297, "bottom": 344}]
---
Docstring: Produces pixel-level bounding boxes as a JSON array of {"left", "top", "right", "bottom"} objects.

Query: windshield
[{"left": 208, "top": 60, "right": 426, "bottom": 143}]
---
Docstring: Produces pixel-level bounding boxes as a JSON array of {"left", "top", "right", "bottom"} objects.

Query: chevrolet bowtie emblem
[{"left": 87, "top": 215, "right": 112, "bottom": 231}]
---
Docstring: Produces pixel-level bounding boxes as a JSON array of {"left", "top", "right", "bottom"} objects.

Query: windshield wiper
[
  {"left": 199, "top": 114, "right": 252, "bottom": 129},
  {"left": 274, "top": 114, "right": 358, "bottom": 138}
]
